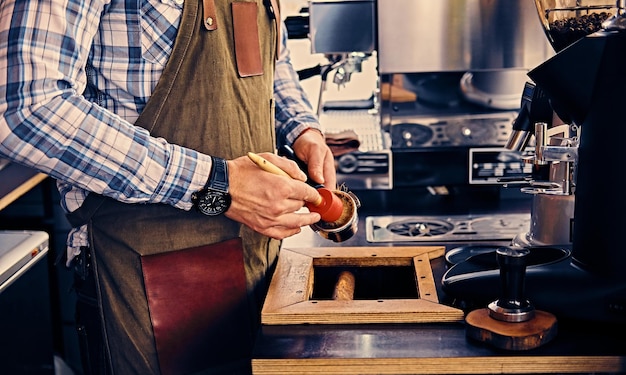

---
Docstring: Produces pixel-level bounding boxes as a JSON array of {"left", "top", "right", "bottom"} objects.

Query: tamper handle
[
  {"left": 488, "top": 246, "right": 535, "bottom": 322},
  {"left": 278, "top": 145, "right": 323, "bottom": 189},
  {"left": 497, "top": 247, "right": 529, "bottom": 308}
]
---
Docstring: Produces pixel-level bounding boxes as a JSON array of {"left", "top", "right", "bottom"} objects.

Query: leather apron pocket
[
  {"left": 232, "top": 1, "right": 263, "bottom": 77},
  {"left": 141, "top": 237, "right": 253, "bottom": 375}
]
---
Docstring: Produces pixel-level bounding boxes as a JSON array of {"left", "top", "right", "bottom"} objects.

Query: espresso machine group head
[{"left": 443, "top": 0, "right": 626, "bottom": 324}]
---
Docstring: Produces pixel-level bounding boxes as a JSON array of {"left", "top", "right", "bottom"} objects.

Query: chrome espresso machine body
[
  {"left": 377, "top": 0, "right": 551, "bottom": 193},
  {"left": 304, "top": 0, "right": 552, "bottom": 196},
  {"left": 442, "top": 1, "right": 626, "bottom": 324}
]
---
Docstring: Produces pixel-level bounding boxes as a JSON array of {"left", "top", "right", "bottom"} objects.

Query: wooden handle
[
  {"left": 247, "top": 152, "right": 345, "bottom": 220},
  {"left": 247, "top": 152, "right": 291, "bottom": 177},
  {"left": 248, "top": 152, "right": 325, "bottom": 207},
  {"left": 332, "top": 271, "right": 356, "bottom": 301}
]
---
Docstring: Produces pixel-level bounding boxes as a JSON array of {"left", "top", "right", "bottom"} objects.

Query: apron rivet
[{"left": 205, "top": 17, "right": 214, "bottom": 27}]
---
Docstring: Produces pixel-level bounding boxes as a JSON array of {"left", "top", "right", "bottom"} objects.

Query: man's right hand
[{"left": 224, "top": 153, "right": 323, "bottom": 239}]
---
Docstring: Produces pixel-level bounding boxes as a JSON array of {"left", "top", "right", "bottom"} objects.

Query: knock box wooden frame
[{"left": 261, "top": 246, "right": 464, "bottom": 325}]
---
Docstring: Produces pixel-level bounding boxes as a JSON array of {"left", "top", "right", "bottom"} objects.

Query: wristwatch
[{"left": 191, "top": 156, "right": 231, "bottom": 216}]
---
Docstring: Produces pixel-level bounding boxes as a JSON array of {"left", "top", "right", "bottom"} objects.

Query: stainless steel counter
[{"left": 283, "top": 188, "right": 533, "bottom": 249}]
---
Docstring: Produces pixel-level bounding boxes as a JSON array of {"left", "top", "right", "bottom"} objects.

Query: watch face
[{"left": 196, "top": 190, "right": 231, "bottom": 216}]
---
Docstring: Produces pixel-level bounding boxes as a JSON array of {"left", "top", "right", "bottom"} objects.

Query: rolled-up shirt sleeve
[
  {"left": 273, "top": 22, "right": 321, "bottom": 149},
  {"left": 0, "top": 0, "right": 210, "bottom": 211}
]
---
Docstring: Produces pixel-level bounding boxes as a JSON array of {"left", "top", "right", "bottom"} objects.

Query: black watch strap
[{"left": 206, "top": 156, "right": 229, "bottom": 193}]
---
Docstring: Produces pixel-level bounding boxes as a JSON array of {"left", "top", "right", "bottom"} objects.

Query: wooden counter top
[
  {"left": 252, "top": 193, "right": 626, "bottom": 374},
  {"left": 0, "top": 162, "right": 48, "bottom": 212},
  {"left": 253, "top": 250, "right": 626, "bottom": 374},
  {"left": 253, "top": 320, "right": 626, "bottom": 374}
]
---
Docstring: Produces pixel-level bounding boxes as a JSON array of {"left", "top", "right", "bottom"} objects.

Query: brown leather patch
[
  {"left": 141, "top": 238, "right": 252, "bottom": 375},
  {"left": 202, "top": 0, "right": 218, "bottom": 30},
  {"left": 232, "top": 1, "right": 263, "bottom": 77}
]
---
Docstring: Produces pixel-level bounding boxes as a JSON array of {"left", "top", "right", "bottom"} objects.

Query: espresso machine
[
  {"left": 442, "top": 0, "right": 626, "bottom": 324},
  {"left": 295, "top": 0, "right": 554, "bottom": 196},
  {"left": 376, "top": 0, "right": 552, "bottom": 195}
]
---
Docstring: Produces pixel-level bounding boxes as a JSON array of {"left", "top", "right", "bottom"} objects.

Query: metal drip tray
[{"left": 366, "top": 213, "right": 530, "bottom": 243}]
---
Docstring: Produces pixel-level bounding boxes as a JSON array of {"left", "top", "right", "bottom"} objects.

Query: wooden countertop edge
[
  {"left": 252, "top": 355, "right": 626, "bottom": 374},
  {"left": 0, "top": 172, "right": 48, "bottom": 211}
]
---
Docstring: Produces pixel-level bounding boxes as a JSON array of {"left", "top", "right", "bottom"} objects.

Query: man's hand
[
  {"left": 292, "top": 129, "right": 337, "bottom": 190},
  {"left": 225, "top": 153, "right": 322, "bottom": 239}
]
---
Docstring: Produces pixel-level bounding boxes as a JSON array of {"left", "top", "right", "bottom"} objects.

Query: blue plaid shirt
[{"left": 0, "top": 0, "right": 319, "bottom": 262}]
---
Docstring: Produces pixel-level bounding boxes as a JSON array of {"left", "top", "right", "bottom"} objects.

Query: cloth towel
[{"left": 325, "top": 130, "right": 361, "bottom": 156}]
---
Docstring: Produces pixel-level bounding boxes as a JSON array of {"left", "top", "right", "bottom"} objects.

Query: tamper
[
  {"left": 465, "top": 246, "right": 558, "bottom": 350},
  {"left": 488, "top": 247, "right": 535, "bottom": 322}
]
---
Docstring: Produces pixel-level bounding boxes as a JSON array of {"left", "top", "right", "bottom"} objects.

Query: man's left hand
[{"left": 292, "top": 129, "right": 337, "bottom": 190}]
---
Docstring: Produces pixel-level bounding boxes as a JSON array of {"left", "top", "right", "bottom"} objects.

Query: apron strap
[
  {"left": 203, "top": 0, "right": 218, "bottom": 30},
  {"left": 65, "top": 193, "right": 107, "bottom": 228}
]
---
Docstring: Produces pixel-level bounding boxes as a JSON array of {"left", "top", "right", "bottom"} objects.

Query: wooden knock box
[{"left": 262, "top": 246, "right": 464, "bottom": 325}]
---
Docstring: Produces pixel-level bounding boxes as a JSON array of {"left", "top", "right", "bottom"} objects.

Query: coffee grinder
[{"left": 442, "top": 0, "right": 626, "bottom": 324}]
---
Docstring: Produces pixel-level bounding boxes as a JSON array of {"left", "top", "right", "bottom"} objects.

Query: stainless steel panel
[
  {"left": 377, "top": 0, "right": 553, "bottom": 73},
  {"left": 309, "top": 0, "right": 376, "bottom": 54},
  {"left": 366, "top": 213, "right": 530, "bottom": 243},
  {"left": 320, "top": 109, "right": 392, "bottom": 190},
  {"left": 0, "top": 230, "right": 49, "bottom": 290},
  {"left": 0, "top": 230, "right": 53, "bottom": 374}
]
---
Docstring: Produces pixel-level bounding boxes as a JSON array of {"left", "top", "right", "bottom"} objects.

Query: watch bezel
[{"left": 193, "top": 188, "right": 232, "bottom": 216}]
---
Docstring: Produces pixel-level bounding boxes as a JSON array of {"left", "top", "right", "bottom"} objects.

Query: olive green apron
[{"left": 70, "top": 0, "right": 280, "bottom": 373}]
